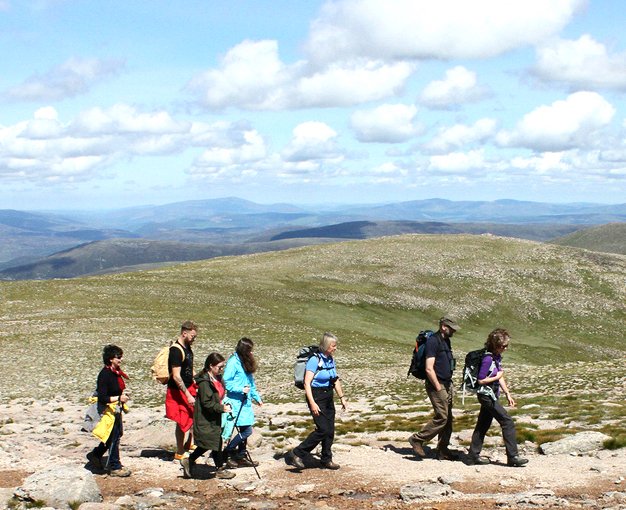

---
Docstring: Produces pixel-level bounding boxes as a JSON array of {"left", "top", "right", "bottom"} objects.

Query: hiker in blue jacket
[
  {"left": 222, "top": 337, "right": 263, "bottom": 468},
  {"left": 286, "top": 332, "right": 347, "bottom": 470},
  {"left": 467, "top": 328, "right": 528, "bottom": 467}
]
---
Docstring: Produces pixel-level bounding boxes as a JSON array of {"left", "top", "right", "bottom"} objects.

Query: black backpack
[
  {"left": 407, "top": 330, "right": 435, "bottom": 380},
  {"left": 294, "top": 345, "right": 322, "bottom": 389},
  {"left": 460, "top": 348, "right": 491, "bottom": 404}
]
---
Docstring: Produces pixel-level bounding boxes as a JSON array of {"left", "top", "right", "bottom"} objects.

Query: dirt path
[{"left": 1, "top": 400, "right": 624, "bottom": 509}]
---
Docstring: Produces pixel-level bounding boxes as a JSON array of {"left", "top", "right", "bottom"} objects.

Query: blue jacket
[{"left": 221, "top": 353, "right": 262, "bottom": 440}]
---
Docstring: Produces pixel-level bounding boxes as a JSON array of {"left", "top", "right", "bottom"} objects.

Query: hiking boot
[
  {"left": 468, "top": 455, "right": 490, "bottom": 465},
  {"left": 109, "top": 467, "right": 131, "bottom": 477},
  {"left": 225, "top": 457, "right": 239, "bottom": 469},
  {"left": 86, "top": 451, "right": 103, "bottom": 471},
  {"left": 408, "top": 436, "right": 426, "bottom": 457},
  {"left": 180, "top": 457, "right": 193, "bottom": 479},
  {"left": 236, "top": 457, "right": 259, "bottom": 468},
  {"left": 216, "top": 466, "right": 236, "bottom": 479},
  {"left": 285, "top": 450, "right": 305, "bottom": 469},
  {"left": 507, "top": 456, "right": 529, "bottom": 467},
  {"left": 437, "top": 448, "right": 460, "bottom": 461},
  {"left": 321, "top": 460, "right": 340, "bottom": 470}
]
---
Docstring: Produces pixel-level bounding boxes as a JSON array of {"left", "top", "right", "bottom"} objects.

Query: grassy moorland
[
  {"left": 1, "top": 233, "right": 624, "bottom": 446},
  {"left": 551, "top": 222, "right": 626, "bottom": 255}
]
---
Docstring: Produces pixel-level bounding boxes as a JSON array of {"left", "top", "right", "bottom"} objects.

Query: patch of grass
[
  {"left": 0, "top": 232, "right": 624, "bottom": 455},
  {"left": 7, "top": 499, "right": 47, "bottom": 509},
  {"left": 601, "top": 428, "right": 626, "bottom": 450}
]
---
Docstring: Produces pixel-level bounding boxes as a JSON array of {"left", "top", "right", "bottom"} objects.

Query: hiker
[
  {"left": 408, "top": 316, "right": 459, "bottom": 460},
  {"left": 86, "top": 344, "right": 131, "bottom": 477},
  {"left": 467, "top": 328, "right": 528, "bottom": 467},
  {"left": 166, "top": 320, "right": 198, "bottom": 461},
  {"left": 286, "top": 332, "right": 347, "bottom": 470},
  {"left": 180, "top": 353, "right": 236, "bottom": 479},
  {"left": 222, "top": 337, "right": 264, "bottom": 468}
]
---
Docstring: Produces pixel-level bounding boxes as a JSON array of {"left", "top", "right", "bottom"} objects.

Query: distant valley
[{"left": 1, "top": 197, "right": 624, "bottom": 280}]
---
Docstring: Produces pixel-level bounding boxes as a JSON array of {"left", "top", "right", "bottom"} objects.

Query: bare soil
[{"left": 1, "top": 400, "right": 624, "bottom": 509}]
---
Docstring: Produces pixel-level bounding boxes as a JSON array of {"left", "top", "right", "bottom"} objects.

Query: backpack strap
[{"left": 170, "top": 341, "right": 186, "bottom": 362}]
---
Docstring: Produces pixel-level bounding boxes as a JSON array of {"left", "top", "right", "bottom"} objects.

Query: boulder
[
  {"left": 539, "top": 431, "right": 612, "bottom": 455},
  {"left": 14, "top": 464, "right": 102, "bottom": 509},
  {"left": 399, "top": 482, "right": 457, "bottom": 502}
]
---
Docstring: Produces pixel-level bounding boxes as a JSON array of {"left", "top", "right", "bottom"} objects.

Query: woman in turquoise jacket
[{"left": 222, "top": 337, "right": 263, "bottom": 468}]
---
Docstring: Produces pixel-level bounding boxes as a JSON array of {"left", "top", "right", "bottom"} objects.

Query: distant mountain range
[{"left": 1, "top": 197, "right": 624, "bottom": 279}]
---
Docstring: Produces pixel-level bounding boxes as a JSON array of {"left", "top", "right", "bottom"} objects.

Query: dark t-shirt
[
  {"left": 96, "top": 366, "right": 123, "bottom": 412},
  {"left": 167, "top": 341, "right": 194, "bottom": 389},
  {"left": 424, "top": 331, "right": 454, "bottom": 384}
]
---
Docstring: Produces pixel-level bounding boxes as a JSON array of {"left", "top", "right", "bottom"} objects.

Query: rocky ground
[{"left": 1, "top": 398, "right": 624, "bottom": 510}]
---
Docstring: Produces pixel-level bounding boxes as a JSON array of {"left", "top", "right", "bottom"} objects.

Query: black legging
[
  {"left": 189, "top": 446, "right": 225, "bottom": 468},
  {"left": 293, "top": 386, "right": 335, "bottom": 464}
]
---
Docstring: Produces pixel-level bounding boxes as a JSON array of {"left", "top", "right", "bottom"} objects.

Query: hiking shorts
[{"left": 165, "top": 385, "right": 196, "bottom": 432}]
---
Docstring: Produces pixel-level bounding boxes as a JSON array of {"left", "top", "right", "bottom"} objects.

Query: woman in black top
[{"left": 86, "top": 344, "right": 131, "bottom": 477}]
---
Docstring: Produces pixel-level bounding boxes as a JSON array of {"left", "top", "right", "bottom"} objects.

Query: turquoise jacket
[{"left": 221, "top": 353, "right": 262, "bottom": 441}]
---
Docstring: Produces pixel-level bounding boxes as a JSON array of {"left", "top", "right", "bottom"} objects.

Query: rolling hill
[
  {"left": 2, "top": 198, "right": 624, "bottom": 267},
  {"left": 1, "top": 233, "right": 624, "bottom": 406},
  {"left": 267, "top": 220, "right": 581, "bottom": 242},
  {"left": 0, "top": 237, "right": 336, "bottom": 280},
  {"left": 0, "top": 220, "right": 583, "bottom": 280},
  {"left": 551, "top": 222, "right": 626, "bottom": 255}
]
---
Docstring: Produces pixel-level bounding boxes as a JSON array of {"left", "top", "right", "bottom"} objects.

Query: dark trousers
[
  {"left": 225, "top": 425, "right": 253, "bottom": 458},
  {"left": 189, "top": 446, "right": 224, "bottom": 468},
  {"left": 469, "top": 394, "right": 518, "bottom": 459},
  {"left": 92, "top": 418, "right": 123, "bottom": 470},
  {"left": 294, "top": 386, "right": 335, "bottom": 464},
  {"left": 414, "top": 380, "right": 453, "bottom": 450}
]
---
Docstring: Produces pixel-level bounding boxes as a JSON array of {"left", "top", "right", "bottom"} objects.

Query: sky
[{"left": 1, "top": 0, "right": 626, "bottom": 210}]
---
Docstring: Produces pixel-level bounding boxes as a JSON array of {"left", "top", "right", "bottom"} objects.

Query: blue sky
[{"left": 1, "top": 0, "right": 625, "bottom": 210}]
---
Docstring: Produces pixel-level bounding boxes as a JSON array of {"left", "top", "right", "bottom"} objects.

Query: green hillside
[
  {"left": 551, "top": 222, "right": 626, "bottom": 255},
  {"left": 1, "top": 234, "right": 624, "bottom": 407}
]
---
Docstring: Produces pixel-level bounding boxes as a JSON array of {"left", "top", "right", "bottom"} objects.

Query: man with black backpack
[{"left": 408, "top": 316, "right": 459, "bottom": 461}]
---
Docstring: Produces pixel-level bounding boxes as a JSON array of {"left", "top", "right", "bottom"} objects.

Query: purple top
[{"left": 478, "top": 352, "right": 502, "bottom": 397}]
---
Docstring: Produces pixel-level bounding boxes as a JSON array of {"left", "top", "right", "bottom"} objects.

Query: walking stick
[{"left": 227, "top": 393, "right": 261, "bottom": 479}]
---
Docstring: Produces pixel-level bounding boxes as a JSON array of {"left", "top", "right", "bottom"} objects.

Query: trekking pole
[{"left": 227, "top": 394, "right": 261, "bottom": 479}]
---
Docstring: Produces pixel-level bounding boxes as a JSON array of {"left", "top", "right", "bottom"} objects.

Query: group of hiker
[{"left": 86, "top": 316, "right": 527, "bottom": 479}]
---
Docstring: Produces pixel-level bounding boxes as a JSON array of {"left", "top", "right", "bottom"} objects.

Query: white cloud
[
  {"left": 193, "top": 130, "right": 267, "bottom": 169},
  {"left": 425, "top": 118, "right": 497, "bottom": 153},
  {"left": 0, "top": 105, "right": 266, "bottom": 183},
  {"left": 496, "top": 91, "right": 616, "bottom": 151},
  {"left": 281, "top": 121, "right": 344, "bottom": 162},
  {"left": 4, "top": 57, "right": 125, "bottom": 102},
  {"left": 186, "top": 40, "right": 292, "bottom": 110},
  {"left": 187, "top": 40, "right": 414, "bottom": 110},
  {"left": 305, "top": 0, "right": 584, "bottom": 64},
  {"left": 72, "top": 104, "right": 190, "bottom": 135},
  {"left": 367, "top": 161, "right": 409, "bottom": 183},
  {"left": 295, "top": 60, "right": 414, "bottom": 107},
  {"left": 510, "top": 151, "right": 572, "bottom": 174},
  {"left": 534, "top": 35, "right": 626, "bottom": 90},
  {"left": 419, "top": 66, "right": 486, "bottom": 109},
  {"left": 350, "top": 103, "right": 420, "bottom": 143},
  {"left": 428, "top": 149, "right": 487, "bottom": 174}
]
